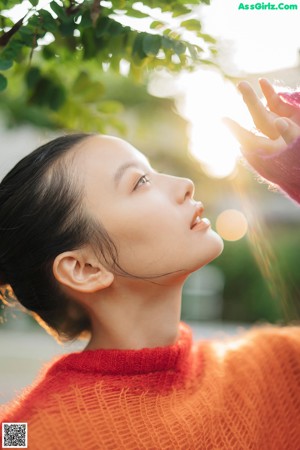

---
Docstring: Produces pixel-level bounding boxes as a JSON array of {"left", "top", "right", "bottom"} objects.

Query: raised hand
[
  {"left": 259, "top": 78, "right": 300, "bottom": 127},
  {"left": 224, "top": 79, "right": 300, "bottom": 155}
]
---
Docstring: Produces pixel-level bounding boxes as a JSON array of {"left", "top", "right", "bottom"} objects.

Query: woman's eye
[{"left": 134, "top": 174, "right": 151, "bottom": 190}]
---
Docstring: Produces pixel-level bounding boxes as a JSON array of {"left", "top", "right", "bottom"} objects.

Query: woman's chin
[
  {"left": 192, "top": 233, "right": 224, "bottom": 272},
  {"left": 214, "top": 232, "right": 224, "bottom": 256}
]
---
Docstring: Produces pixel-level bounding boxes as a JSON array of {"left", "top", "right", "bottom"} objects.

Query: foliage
[
  {"left": 0, "top": 0, "right": 217, "bottom": 131},
  {"left": 214, "top": 226, "right": 300, "bottom": 324}
]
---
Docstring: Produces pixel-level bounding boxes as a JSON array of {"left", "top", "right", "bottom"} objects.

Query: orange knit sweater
[{"left": 1, "top": 321, "right": 300, "bottom": 449}]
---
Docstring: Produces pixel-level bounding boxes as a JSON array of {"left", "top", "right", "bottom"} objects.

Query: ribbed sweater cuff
[{"left": 242, "top": 135, "right": 300, "bottom": 204}]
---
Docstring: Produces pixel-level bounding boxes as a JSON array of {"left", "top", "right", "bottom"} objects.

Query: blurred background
[{"left": 0, "top": 0, "right": 299, "bottom": 404}]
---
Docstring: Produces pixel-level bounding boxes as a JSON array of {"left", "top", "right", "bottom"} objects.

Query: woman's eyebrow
[{"left": 114, "top": 162, "right": 140, "bottom": 186}]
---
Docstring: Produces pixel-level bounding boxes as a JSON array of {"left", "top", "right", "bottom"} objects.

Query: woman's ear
[{"left": 53, "top": 249, "right": 114, "bottom": 293}]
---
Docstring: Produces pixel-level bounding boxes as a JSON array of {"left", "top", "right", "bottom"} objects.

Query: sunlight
[
  {"left": 177, "top": 70, "right": 254, "bottom": 178},
  {"left": 200, "top": 0, "right": 300, "bottom": 73},
  {"left": 2, "top": 0, "right": 53, "bottom": 21},
  {"left": 2, "top": 1, "right": 32, "bottom": 20}
]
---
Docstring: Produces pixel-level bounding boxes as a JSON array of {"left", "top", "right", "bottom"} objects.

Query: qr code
[{"left": 2, "top": 423, "right": 28, "bottom": 448}]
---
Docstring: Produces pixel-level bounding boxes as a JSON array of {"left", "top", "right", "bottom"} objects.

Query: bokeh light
[{"left": 216, "top": 209, "right": 248, "bottom": 241}]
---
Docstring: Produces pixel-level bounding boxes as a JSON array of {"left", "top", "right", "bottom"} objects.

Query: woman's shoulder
[
  {"left": 201, "top": 323, "right": 300, "bottom": 380},
  {"left": 205, "top": 323, "right": 300, "bottom": 357},
  {"left": 0, "top": 353, "right": 77, "bottom": 422},
  {"left": 237, "top": 322, "right": 300, "bottom": 344}
]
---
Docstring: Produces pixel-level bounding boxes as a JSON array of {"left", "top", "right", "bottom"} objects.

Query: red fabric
[
  {"left": 50, "top": 322, "right": 193, "bottom": 377},
  {"left": 279, "top": 91, "right": 300, "bottom": 109},
  {"left": 1, "top": 322, "right": 300, "bottom": 449}
]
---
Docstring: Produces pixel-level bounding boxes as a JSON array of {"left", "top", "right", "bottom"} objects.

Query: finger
[
  {"left": 223, "top": 117, "right": 280, "bottom": 153},
  {"left": 238, "top": 81, "right": 279, "bottom": 139},
  {"left": 274, "top": 118, "right": 300, "bottom": 145},
  {"left": 259, "top": 78, "right": 296, "bottom": 118}
]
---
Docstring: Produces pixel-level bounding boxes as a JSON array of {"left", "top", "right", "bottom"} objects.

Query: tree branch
[
  {"left": 0, "top": 16, "right": 25, "bottom": 47},
  {"left": 91, "top": 0, "right": 101, "bottom": 25},
  {"left": 65, "top": 0, "right": 82, "bottom": 16}
]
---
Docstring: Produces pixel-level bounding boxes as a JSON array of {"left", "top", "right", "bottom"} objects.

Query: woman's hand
[{"left": 224, "top": 78, "right": 300, "bottom": 155}]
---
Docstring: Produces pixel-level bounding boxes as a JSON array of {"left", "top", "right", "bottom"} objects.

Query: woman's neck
[{"left": 83, "top": 278, "right": 184, "bottom": 351}]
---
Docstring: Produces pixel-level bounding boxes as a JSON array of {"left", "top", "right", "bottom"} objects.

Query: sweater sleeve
[{"left": 241, "top": 91, "right": 300, "bottom": 205}]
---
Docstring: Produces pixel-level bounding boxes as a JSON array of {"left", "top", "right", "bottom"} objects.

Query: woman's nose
[{"left": 176, "top": 177, "right": 195, "bottom": 203}]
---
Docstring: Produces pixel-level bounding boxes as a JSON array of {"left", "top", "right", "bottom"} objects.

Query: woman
[{"left": 0, "top": 79, "right": 300, "bottom": 449}]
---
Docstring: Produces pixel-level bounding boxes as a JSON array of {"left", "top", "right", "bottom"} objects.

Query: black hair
[{"left": 0, "top": 133, "right": 118, "bottom": 343}]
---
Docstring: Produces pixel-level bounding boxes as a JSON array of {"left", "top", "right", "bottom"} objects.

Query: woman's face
[{"left": 74, "top": 135, "right": 224, "bottom": 281}]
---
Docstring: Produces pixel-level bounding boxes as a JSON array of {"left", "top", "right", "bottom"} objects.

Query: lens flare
[{"left": 216, "top": 209, "right": 248, "bottom": 241}]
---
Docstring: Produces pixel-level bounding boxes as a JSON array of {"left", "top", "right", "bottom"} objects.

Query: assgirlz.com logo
[{"left": 238, "top": 2, "right": 298, "bottom": 9}]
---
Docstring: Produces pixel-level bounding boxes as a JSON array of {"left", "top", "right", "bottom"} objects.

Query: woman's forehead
[
  {"left": 75, "top": 135, "right": 142, "bottom": 161},
  {"left": 73, "top": 135, "right": 148, "bottom": 177}
]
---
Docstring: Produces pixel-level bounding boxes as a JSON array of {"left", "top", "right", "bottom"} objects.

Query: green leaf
[
  {"left": 0, "top": 0, "right": 217, "bottom": 130},
  {"left": 199, "top": 33, "right": 216, "bottom": 44},
  {"left": 19, "top": 27, "right": 39, "bottom": 48},
  {"left": 28, "top": 0, "right": 39, "bottom": 5},
  {"left": 95, "top": 16, "right": 111, "bottom": 37},
  {"left": 161, "top": 36, "right": 185, "bottom": 56},
  {"left": 59, "top": 18, "right": 75, "bottom": 37},
  {"left": 0, "top": 59, "right": 13, "bottom": 70},
  {"left": 132, "top": 32, "right": 147, "bottom": 59},
  {"left": 199, "top": 58, "right": 217, "bottom": 66},
  {"left": 142, "top": 34, "right": 161, "bottom": 56},
  {"left": 178, "top": 0, "right": 200, "bottom": 3},
  {"left": 82, "top": 82, "right": 105, "bottom": 102},
  {"left": 96, "top": 17, "right": 123, "bottom": 37},
  {"left": 126, "top": 8, "right": 149, "bottom": 18},
  {"left": 0, "top": 0, "right": 22, "bottom": 8},
  {"left": 50, "top": 1, "right": 66, "bottom": 20},
  {"left": 186, "top": 43, "right": 201, "bottom": 59},
  {"left": 108, "top": 20, "right": 123, "bottom": 36},
  {"left": 172, "top": 5, "right": 191, "bottom": 17},
  {"left": 81, "top": 27, "right": 98, "bottom": 59},
  {"left": 0, "top": 74, "right": 7, "bottom": 91},
  {"left": 129, "top": 62, "right": 143, "bottom": 82},
  {"left": 39, "top": 9, "right": 58, "bottom": 33},
  {"left": 161, "top": 36, "right": 174, "bottom": 50},
  {"left": 180, "top": 19, "right": 201, "bottom": 32},
  {"left": 26, "top": 67, "right": 41, "bottom": 89},
  {"left": 150, "top": 21, "right": 165, "bottom": 30},
  {"left": 48, "top": 84, "right": 66, "bottom": 110},
  {"left": 79, "top": 9, "right": 93, "bottom": 28},
  {"left": 29, "top": 77, "right": 66, "bottom": 110},
  {"left": 97, "top": 100, "right": 123, "bottom": 114},
  {"left": 172, "top": 40, "right": 186, "bottom": 56},
  {"left": 1, "top": 41, "right": 23, "bottom": 61},
  {"left": 42, "top": 44, "right": 56, "bottom": 60},
  {"left": 0, "top": 16, "right": 14, "bottom": 28},
  {"left": 73, "top": 71, "right": 90, "bottom": 91}
]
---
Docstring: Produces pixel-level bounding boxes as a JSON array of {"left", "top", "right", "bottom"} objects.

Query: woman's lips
[{"left": 191, "top": 217, "right": 211, "bottom": 231}]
